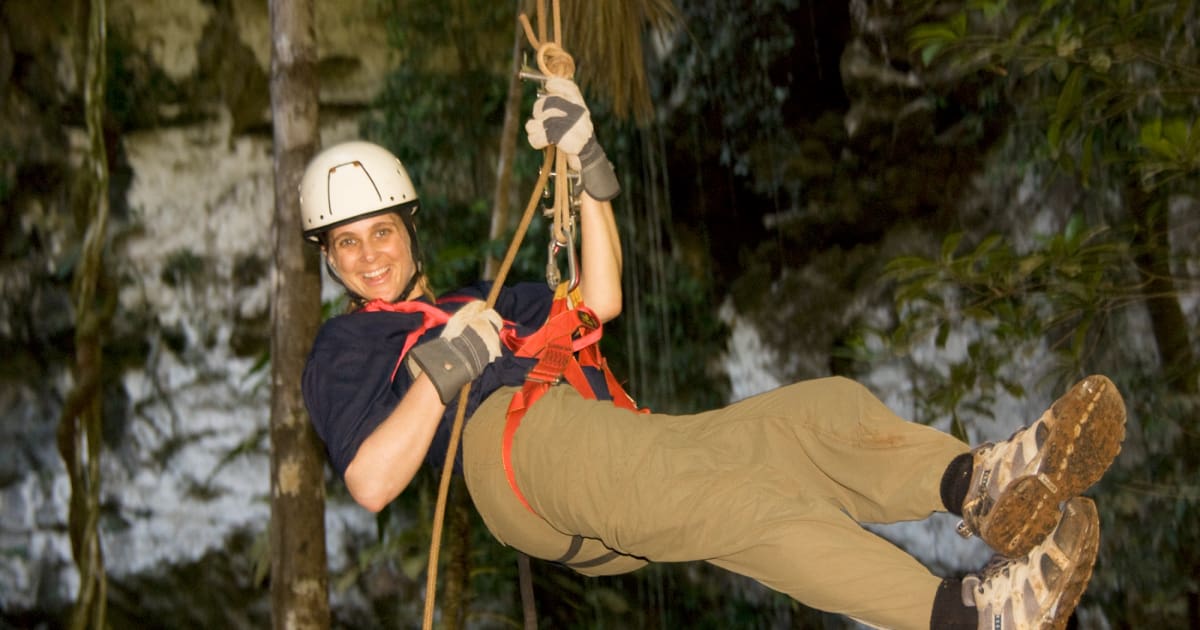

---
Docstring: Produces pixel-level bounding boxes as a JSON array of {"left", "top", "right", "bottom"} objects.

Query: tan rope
[
  {"left": 422, "top": 2, "right": 577, "bottom": 627},
  {"left": 518, "top": 4, "right": 575, "bottom": 247},
  {"left": 421, "top": 150, "right": 553, "bottom": 630}
]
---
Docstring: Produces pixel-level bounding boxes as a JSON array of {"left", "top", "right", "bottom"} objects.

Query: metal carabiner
[
  {"left": 545, "top": 240, "right": 561, "bottom": 288},
  {"left": 545, "top": 224, "right": 579, "bottom": 291},
  {"left": 541, "top": 169, "right": 556, "bottom": 217},
  {"left": 564, "top": 229, "right": 578, "bottom": 291},
  {"left": 519, "top": 66, "right": 549, "bottom": 84}
]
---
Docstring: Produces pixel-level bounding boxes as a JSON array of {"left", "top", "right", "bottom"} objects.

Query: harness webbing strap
[
  {"left": 363, "top": 288, "right": 643, "bottom": 519},
  {"left": 552, "top": 534, "right": 621, "bottom": 569},
  {"left": 500, "top": 284, "right": 643, "bottom": 514},
  {"left": 361, "top": 299, "right": 449, "bottom": 381},
  {"left": 361, "top": 296, "right": 519, "bottom": 383}
]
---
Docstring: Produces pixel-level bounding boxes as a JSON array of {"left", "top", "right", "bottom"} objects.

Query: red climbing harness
[
  {"left": 361, "top": 299, "right": 450, "bottom": 382},
  {"left": 361, "top": 295, "right": 518, "bottom": 380},
  {"left": 500, "top": 283, "right": 644, "bottom": 513},
  {"left": 362, "top": 284, "right": 643, "bottom": 515}
]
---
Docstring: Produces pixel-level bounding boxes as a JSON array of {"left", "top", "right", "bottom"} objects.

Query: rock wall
[{"left": 1, "top": 0, "right": 395, "bottom": 620}]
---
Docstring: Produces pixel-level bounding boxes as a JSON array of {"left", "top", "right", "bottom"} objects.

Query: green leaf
[
  {"left": 908, "top": 23, "right": 963, "bottom": 53},
  {"left": 980, "top": 0, "right": 1008, "bottom": 20},
  {"left": 1018, "top": 254, "right": 1045, "bottom": 277},
  {"left": 1071, "top": 320, "right": 1090, "bottom": 356},
  {"left": 1047, "top": 119, "right": 1062, "bottom": 157},
  {"left": 975, "top": 234, "right": 1003, "bottom": 256},
  {"left": 1010, "top": 14, "right": 1037, "bottom": 46},
  {"left": 1055, "top": 66, "right": 1084, "bottom": 119},
  {"left": 1088, "top": 51, "right": 1112, "bottom": 73},
  {"left": 1081, "top": 128, "right": 1094, "bottom": 185},
  {"left": 964, "top": 306, "right": 994, "bottom": 320},
  {"left": 950, "top": 11, "right": 968, "bottom": 36},
  {"left": 1001, "top": 379, "right": 1026, "bottom": 398},
  {"left": 1064, "top": 213, "right": 1085, "bottom": 244},
  {"left": 894, "top": 282, "right": 932, "bottom": 306},
  {"left": 1057, "top": 150, "right": 1076, "bottom": 173},
  {"left": 951, "top": 414, "right": 969, "bottom": 442},
  {"left": 1139, "top": 117, "right": 1177, "bottom": 160},
  {"left": 922, "top": 43, "right": 946, "bottom": 67},
  {"left": 1049, "top": 57, "right": 1069, "bottom": 81},
  {"left": 1022, "top": 56, "right": 1051, "bottom": 75},
  {"left": 885, "top": 258, "right": 936, "bottom": 286},
  {"left": 942, "top": 232, "right": 964, "bottom": 261},
  {"left": 1163, "top": 118, "right": 1192, "bottom": 147}
]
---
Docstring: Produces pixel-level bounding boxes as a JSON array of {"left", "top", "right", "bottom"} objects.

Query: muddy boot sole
[
  {"left": 982, "top": 374, "right": 1125, "bottom": 557},
  {"left": 1038, "top": 497, "right": 1100, "bottom": 630}
]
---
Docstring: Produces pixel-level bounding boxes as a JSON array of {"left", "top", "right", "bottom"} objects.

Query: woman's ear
[{"left": 322, "top": 247, "right": 344, "bottom": 281}]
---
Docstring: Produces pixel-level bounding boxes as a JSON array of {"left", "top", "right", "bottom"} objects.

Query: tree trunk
[
  {"left": 57, "top": 0, "right": 111, "bottom": 627},
  {"left": 484, "top": 6, "right": 527, "bottom": 280},
  {"left": 1129, "top": 187, "right": 1199, "bottom": 396},
  {"left": 439, "top": 476, "right": 473, "bottom": 630},
  {"left": 267, "top": 1, "right": 328, "bottom": 628},
  {"left": 1127, "top": 181, "right": 1199, "bottom": 628},
  {"left": 489, "top": 10, "right": 544, "bottom": 627}
]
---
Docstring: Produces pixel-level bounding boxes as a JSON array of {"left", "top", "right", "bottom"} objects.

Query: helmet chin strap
[
  {"left": 394, "top": 210, "right": 425, "bottom": 304},
  {"left": 396, "top": 266, "right": 423, "bottom": 303}
]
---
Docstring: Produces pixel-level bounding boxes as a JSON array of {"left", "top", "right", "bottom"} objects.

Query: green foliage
[
  {"left": 606, "top": 255, "right": 731, "bottom": 414},
  {"left": 1088, "top": 369, "right": 1200, "bottom": 627},
  {"left": 361, "top": 0, "right": 539, "bottom": 292},
  {"left": 883, "top": 216, "right": 1135, "bottom": 424},
  {"left": 905, "top": 0, "right": 1199, "bottom": 190},
  {"left": 654, "top": 0, "right": 810, "bottom": 178},
  {"left": 522, "top": 556, "right": 838, "bottom": 628},
  {"left": 881, "top": 215, "right": 1200, "bottom": 625},
  {"left": 898, "top": 5, "right": 1200, "bottom": 623},
  {"left": 1139, "top": 117, "right": 1200, "bottom": 186},
  {"left": 105, "top": 28, "right": 184, "bottom": 130},
  {"left": 323, "top": 468, "right": 447, "bottom": 626}
]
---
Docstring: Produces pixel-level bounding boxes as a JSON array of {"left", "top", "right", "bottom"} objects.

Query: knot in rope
[
  {"left": 518, "top": 11, "right": 575, "bottom": 79},
  {"left": 537, "top": 41, "right": 575, "bottom": 79}
]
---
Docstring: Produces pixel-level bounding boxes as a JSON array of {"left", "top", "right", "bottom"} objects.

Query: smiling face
[{"left": 323, "top": 212, "right": 422, "bottom": 303}]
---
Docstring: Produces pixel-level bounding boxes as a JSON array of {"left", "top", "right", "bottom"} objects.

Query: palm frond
[{"left": 526, "top": 0, "right": 680, "bottom": 125}]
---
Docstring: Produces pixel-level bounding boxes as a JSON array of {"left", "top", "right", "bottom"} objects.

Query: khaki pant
[{"left": 463, "top": 376, "right": 969, "bottom": 630}]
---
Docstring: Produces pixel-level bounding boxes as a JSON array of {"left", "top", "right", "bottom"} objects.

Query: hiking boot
[
  {"left": 964, "top": 496, "right": 1100, "bottom": 630},
  {"left": 958, "top": 374, "right": 1125, "bottom": 557}
]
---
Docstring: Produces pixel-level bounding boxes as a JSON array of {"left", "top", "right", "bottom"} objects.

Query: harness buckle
[{"left": 525, "top": 342, "right": 573, "bottom": 383}]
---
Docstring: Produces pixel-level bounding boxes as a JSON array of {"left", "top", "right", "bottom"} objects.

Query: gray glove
[
  {"left": 525, "top": 77, "right": 620, "bottom": 201},
  {"left": 409, "top": 301, "right": 503, "bottom": 404}
]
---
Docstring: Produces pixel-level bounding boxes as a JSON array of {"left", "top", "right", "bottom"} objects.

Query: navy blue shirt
[{"left": 302, "top": 281, "right": 555, "bottom": 477}]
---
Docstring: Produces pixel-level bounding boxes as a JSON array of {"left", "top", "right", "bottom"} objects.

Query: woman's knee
[
  {"left": 777, "top": 376, "right": 875, "bottom": 409},
  {"left": 823, "top": 376, "right": 871, "bottom": 398}
]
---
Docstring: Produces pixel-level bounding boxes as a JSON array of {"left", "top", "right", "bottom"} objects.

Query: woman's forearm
[
  {"left": 578, "top": 192, "right": 623, "bottom": 322},
  {"left": 343, "top": 375, "right": 447, "bottom": 512}
]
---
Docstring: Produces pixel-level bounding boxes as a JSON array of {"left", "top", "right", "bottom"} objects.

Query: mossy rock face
[{"left": 105, "top": 528, "right": 272, "bottom": 629}]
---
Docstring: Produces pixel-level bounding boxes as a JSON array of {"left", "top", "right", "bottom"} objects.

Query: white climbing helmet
[{"left": 299, "top": 140, "right": 419, "bottom": 242}]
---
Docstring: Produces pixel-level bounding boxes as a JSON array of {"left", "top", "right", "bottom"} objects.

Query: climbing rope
[
  {"left": 421, "top": 2, "right": 576, "bottom": 628},
  {"left": 520, "top": 3, "right": 578, "bottom": 253}
]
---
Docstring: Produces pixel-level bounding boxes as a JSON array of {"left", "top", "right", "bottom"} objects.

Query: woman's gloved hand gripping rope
[
  {"left": 409, "top": 301, "right": 503, "bottom": 405},
  {"left": 525, "top": 77, "right": 620, "bottom": 202}
]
